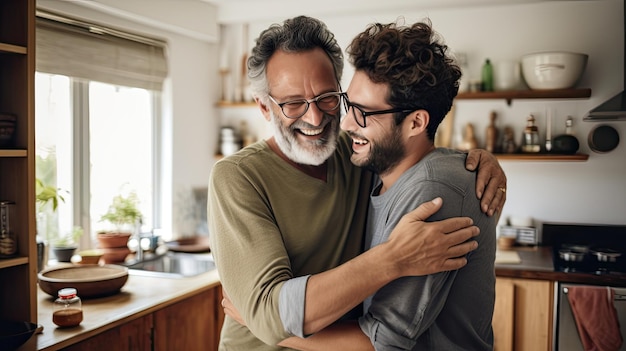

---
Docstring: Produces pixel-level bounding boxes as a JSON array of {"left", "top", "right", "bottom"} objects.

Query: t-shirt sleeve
[{"left": 358, "top": 180, "right": 463, "bottom": 350}]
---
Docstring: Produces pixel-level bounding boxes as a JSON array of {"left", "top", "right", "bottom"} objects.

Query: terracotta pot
[
  {"left": 101, "top": 247, "right": 131, "bottom": 264},
  {"left": 97, "top": 232, "right": 131, "bottom": 248}
]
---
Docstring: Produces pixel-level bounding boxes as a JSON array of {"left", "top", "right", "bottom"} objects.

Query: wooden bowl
[
  {"left": 0, "top": 320, "right": 39, "bottom": 351},
  {"left": 38, "top": 264, "right": 128, "bottom": 298},
  {"left": 165, "top": 236, "right": 211, "bottom": 253}
]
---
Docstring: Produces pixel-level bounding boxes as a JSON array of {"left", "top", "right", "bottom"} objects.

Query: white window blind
[{"left": 36, "top": 14, "right": 168, "bottom": 91}]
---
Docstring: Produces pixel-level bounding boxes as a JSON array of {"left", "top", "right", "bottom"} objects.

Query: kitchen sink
[{"left": 124, "top": 251, "right": 215, "bottom": 278}]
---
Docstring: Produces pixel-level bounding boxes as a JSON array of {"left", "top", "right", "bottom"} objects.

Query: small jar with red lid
[{"left": 53, "top": 288, "right": 83, "bottom": 327}]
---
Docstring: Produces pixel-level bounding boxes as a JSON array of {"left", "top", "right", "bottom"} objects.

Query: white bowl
[{"left": 521, "top": 52, "right": 588, "bottom": 90}]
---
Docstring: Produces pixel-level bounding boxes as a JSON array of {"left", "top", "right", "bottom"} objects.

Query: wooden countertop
[
  {"left": 495, "top": 246, "right": 626, "bottom": 287},
  {"left": 33, "top": 268, "right": 221, "bottom": 351},
  {"left": 25, "top": 246, "right": 625, "bottom": 350}
]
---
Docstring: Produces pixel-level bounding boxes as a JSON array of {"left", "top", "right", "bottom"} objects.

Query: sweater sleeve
[{"left": 208, "top": 157, "right": 292, "bottom": 345}]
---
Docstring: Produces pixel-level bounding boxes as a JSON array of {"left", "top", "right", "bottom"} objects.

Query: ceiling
[{"left": 202, "top": 0, "right": 549, "bottom": 23}]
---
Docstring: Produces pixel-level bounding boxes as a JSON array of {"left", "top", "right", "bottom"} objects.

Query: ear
[
  {"left": 256, "top": 97, "right": 272, "bottom": 122},
  {"left": 406, "top": 109, "right": 430, "bottom": 137}
]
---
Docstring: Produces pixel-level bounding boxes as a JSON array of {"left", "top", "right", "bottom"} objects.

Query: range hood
[
  {"left": 585, "top": 92, "right": 626, "bottom": 121},
  {"left": 585, "top": 4, "right": 626, "bottom": 121}
]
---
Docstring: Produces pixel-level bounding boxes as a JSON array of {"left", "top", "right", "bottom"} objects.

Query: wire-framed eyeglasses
[
  {"left": 268, "top": 92, "right": 343, "bottom": 119},
  {"left": 341, "top": 93, "right": 416, "bottom": 128}
]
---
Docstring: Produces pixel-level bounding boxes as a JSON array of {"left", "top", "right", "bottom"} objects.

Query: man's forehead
[{"left": 266, "top": 48, "right": 338, "bottom": 94}]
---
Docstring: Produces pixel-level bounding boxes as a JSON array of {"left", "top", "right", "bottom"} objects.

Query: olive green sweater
[{"left": 208, "top": 132, "right": 371, "bottom": 350}]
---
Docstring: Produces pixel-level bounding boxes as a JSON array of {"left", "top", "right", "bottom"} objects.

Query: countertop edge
[{"left": 35, "top": 269, "right": 221, "bottom": 351}]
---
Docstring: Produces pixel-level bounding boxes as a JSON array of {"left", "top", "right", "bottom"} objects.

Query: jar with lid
[
  {"left": 521, "top": 115, "right": 541, "bottom": 153},
  {"left": 0, "top": 200, "right": 17, "bottom": 258},
  {"left": 53, "top": 288, "right": 83, "bottom": 327}
]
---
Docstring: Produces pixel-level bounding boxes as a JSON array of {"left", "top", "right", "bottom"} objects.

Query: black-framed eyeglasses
[
  {"left": 341, "top": 93, "right": 415, "bottom": 128},
  {"left": 268, "top": 91, "right": 343, "bottom": 119}
]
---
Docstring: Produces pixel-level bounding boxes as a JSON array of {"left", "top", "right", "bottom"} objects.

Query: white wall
[
  {"left": 38, "top": 0, "right": 626, "bottom": 237},
  {"left": 224, "top": 0, "right": 626, "bottom": 227},
  {"left": 37, "top": 0, "right": 222, "bottom": 238}
]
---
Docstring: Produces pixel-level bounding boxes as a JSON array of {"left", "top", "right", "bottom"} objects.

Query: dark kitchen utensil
[
  {"left": 559, "top": 249, "right": 587, "bottom": 262},
  {"left": 0, "top": 320, "right": 39, "bottom": 351},
  {"left": 590, "top": 248, "right": 622, "bottom": 263},
  {"left": 588, "top": 125, "right": 620, "bottom": 153},
  {"left": 552, "top": 134, "right": 579, "bottom": 154}
]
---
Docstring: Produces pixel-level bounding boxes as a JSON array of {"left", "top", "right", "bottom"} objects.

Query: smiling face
[
  {"left": 261, "top": 47, "right": 340, "bottom": 166},
  {"left": 340, "top": 71, "right": 406, "bottom": 175}
]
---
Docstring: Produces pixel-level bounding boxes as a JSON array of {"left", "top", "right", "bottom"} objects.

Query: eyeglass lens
[{"left": 280, "top": 93, "right": 341, "bottom": 119}]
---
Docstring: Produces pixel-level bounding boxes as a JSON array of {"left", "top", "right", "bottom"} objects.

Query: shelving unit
[
  {"left": 0, "top": 0, "right": 37, "bottom": 323},
  {"left": 457, "top": 88, "right": 592, "bottom": 106},
  {"left": 216, "top": 101, "right": 256, "bottom": 108},
  {"left": 495, "top": 153, "right": 589, "bottom": 162},
  {"left": 215, "top": 90, "right": 592, "bottom": 162}
]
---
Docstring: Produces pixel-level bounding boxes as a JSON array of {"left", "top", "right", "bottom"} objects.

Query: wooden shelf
[
  {"left": 495, "top": 153, "right": 589, "bottom": 161},
  {"left": 0, "top": 256, "right": 29, "bottom": 269},
  {"left": 0, "top": 42, "right": 27, "bottom": 54},
  {"left": 0, "top": 149, "right": 28, "bottom": 157},
  {"left": 457, "top": 88, "right": 591, "bottom": 105},
  {"left": 216, "top": 101, "right": 256, "bottom": 108}
]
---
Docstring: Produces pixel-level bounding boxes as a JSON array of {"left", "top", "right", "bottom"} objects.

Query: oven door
[{"left": 555, "top": 282, "right": 626, "bottom": 351}]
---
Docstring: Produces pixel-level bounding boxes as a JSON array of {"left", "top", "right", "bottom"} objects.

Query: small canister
[
  {"left": 0, "top": 201, "right": 17, "bottom": 258},
  {"left": 53, "top": 288, "right": 83, "bottom": 327}
]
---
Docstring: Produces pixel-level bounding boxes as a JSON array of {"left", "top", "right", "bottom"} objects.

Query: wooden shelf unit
[
  {"left": 457, "top": 88, "right": 592, "bottom": 105},
  {"left": 0, "top": 0, "right": 37, "bottom": 323},
  {"left": 495, "top": 153, "right": 589, "bottom": 162}
]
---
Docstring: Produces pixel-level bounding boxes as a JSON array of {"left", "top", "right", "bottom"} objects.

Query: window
[{"left": 35, "top": 13, "right": 167, "bottom": 249}]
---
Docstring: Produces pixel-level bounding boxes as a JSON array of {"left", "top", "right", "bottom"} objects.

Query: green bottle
[{"left": 482, "top": 58, "right": 494, "bottom": 92}]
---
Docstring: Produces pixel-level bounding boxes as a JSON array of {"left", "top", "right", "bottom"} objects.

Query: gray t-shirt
[{"left": 359, "top": 149, "right": 497, "bottom": 351}]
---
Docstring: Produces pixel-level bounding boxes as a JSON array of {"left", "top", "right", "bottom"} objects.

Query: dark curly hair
[{"left": 346, "top": 19, "right": 460, "bottom": 140}]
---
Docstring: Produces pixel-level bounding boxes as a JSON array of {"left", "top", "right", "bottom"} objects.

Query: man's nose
[{"left": 300, "top": 103, "right": 324, "bottom": 127}]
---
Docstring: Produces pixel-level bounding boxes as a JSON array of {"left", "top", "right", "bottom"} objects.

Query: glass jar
[
  {"left": 53, "top": 288, "right": 83, "bottom": 327},
  {"left": 0, "top": 200, "right": 17, "bottom": 258},
  {"left": 521, "top": 115, "right": 541, "bottom": 153}
]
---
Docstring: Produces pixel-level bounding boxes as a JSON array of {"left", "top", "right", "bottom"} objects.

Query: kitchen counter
[
  {"left": 34, "top": 268, "right": 221, "bottom": 351},
  {"left": 495, "top": 246, "right": 626, "bottom": 287},
  {"left": 29, "top": 245, "right": 625, "bottom": 350}
]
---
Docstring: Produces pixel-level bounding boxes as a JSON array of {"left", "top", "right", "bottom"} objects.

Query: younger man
[{"left": 280, "top": 19, "right": 497, "bottom": 350}]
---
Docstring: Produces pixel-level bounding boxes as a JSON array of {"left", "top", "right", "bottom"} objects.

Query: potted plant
[
  {"left": 35, "top": 178, "right": 68, "bottom": 268},
  {"left": 50, "top": 226, "right": 83, "bottom": 262},
  {"left": 98, "top": 191, "right": 142, "bottom": 249}
]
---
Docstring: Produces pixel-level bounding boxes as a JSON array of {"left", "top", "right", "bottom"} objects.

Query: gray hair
[{"left": 247, "top": 16, "right": 344, "bottom": 103}]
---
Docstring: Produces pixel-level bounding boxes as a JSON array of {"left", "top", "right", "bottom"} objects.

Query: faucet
[{"left": 133, "top": 218, "right": 144, "bottom": 261}]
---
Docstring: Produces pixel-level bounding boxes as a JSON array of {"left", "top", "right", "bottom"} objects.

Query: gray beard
[{"left": 269, "top": 109, "right": 339, "bottom": 166}]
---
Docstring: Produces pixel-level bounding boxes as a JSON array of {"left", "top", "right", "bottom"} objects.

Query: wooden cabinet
[
  {"left": 59, "top": 285, "right": 225, "bottom": 351},
  {"left": 493, "top": 277, "right": 554, "bottom": 351},
  {"left": 0, "top": 0, "right": 37, "bottom": 323},
  {"left": 61, "top": 315, "right": 153, "bottom": 351},
  {"left": 153, "top": 287, "right": 224, "bottom": 351}
]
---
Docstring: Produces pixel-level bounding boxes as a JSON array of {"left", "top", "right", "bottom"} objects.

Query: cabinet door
[
  {"left": 493, "top": 279, "right": 515, "bottom": 351},
  {"left": 153, "top": 286, "right": 224, "bottom": 351},
  {"left": 494, "top": 277, "right": 554, "bottom": 351},
  {"left": 61, "top": 315, "right": 153, "bottom": 351}
]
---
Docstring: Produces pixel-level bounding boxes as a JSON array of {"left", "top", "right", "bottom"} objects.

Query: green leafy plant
[
  {"left": 52, "top": 226, "right": 84, "bottom": 248},
  {"left": 100, "top": 192, "right": 143, "bottom": 233},
  {"left": 35, "top": 178, "right": 66, "bottom": 212}
]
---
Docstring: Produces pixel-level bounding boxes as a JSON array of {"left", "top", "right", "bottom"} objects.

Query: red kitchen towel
[{"left": 568, "top": 286, "right": 623, "bottom": 351}]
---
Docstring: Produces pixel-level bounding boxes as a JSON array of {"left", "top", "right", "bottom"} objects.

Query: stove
[{"left": 543, "top": 223, "right": 626, "bottom": 276}]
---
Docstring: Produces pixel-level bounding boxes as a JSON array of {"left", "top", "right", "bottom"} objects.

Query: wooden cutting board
[{"left": 495, "top": 250, "right": 522, "bottom": 264}]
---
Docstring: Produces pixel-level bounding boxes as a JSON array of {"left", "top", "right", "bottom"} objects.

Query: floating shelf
[
  {"left": 216, "top": 101, "right": 256, "bottom": 108},
  {"left": 495, "top": 153, "right": 589, "bottom": 162},
  {"left": 457, "top": 88, "right": 592, "bottom": 105}
]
